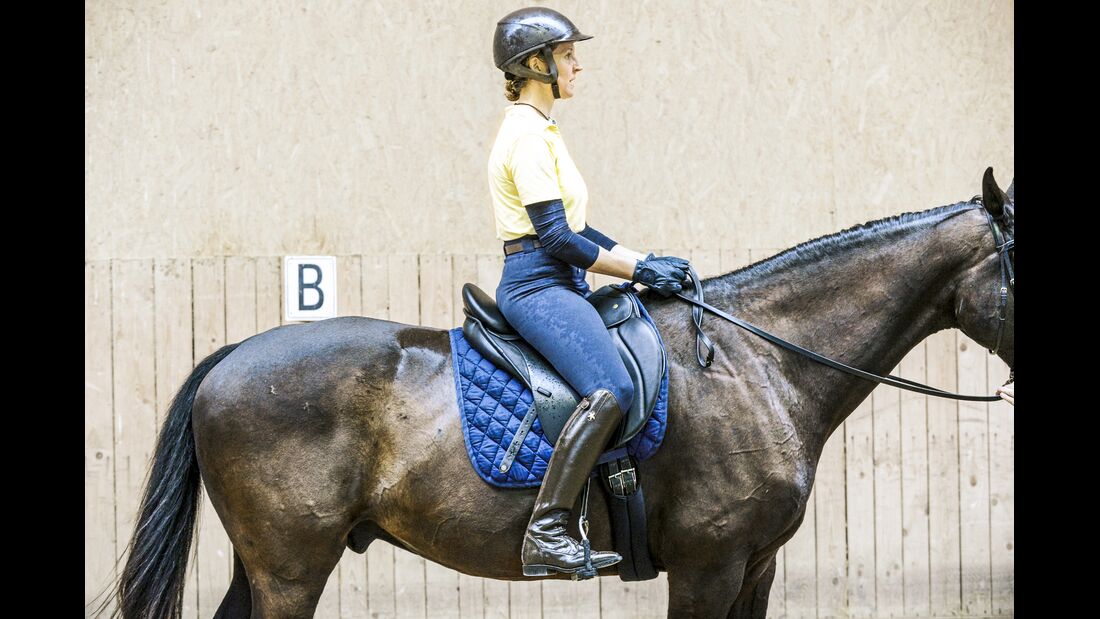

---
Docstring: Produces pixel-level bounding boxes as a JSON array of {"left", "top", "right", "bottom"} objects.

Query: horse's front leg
[
  {"left": 666, "top": 557, "right": 747, "bottom": 619},
  {"left": 727, "top": 553, "right": 777, "bottom": 619}
]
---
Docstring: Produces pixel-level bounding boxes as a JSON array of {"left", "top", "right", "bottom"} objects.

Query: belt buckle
[
  {"left": 504, "top": 238, "right": 530, "bottom": 256},
  {"left": 503, "top": 237, "right": 542, "bottom": 257}
]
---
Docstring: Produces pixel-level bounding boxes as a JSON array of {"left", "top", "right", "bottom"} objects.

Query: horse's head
[{"left": 951, "top": 167, "right": 1014, "bottom": 374}]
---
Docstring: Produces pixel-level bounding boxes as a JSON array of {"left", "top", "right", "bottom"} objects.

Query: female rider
[{"left": 489, "top": 7, "right": 692, "bottom": 578}]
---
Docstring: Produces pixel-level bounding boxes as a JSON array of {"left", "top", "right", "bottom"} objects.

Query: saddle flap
[
  {"left": 610, "top": 315, "right": 666, "bottom": 446},
  {"left": 462, "top": 317, "right": 531, "bottom": 386},
  {"left": 463, "top": 316, "right": 581, "bottom": 446},
  {"left": 587, "top": 285, "right": 635, "bottom": 329}
]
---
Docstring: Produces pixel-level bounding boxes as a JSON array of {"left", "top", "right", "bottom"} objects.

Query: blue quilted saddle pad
[{"left": 447, "top": 299, "right": 669, "bottom": 489}]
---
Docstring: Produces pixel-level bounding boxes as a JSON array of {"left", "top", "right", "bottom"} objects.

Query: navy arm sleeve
[
  {"left": 579, "top": 224, "right": 618, "bottom": 251},
  {"left": 524, "top": 199, "right": 601, "bottom": 269}
]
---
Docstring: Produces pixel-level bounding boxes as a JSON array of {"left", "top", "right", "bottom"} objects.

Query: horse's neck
[{"left": 696, "top": 205, "right": 985, "bottom": 453}]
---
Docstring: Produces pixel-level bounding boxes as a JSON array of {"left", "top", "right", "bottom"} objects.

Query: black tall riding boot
[{"left": 521, "top": 388, "right": 625, "bottom": 577}]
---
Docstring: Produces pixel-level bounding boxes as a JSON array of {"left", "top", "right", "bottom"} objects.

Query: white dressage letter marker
[{"left": 284, "top": 256, "right": 337, "bottom": 321}]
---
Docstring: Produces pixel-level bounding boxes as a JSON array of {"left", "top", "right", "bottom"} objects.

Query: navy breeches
[{"left": 495, "top": 241, "right": 636, "bottom": 413}]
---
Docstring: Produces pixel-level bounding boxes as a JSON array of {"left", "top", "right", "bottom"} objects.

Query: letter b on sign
[{"left": 284, "top": 256, "right": 337, "bottom": 321}]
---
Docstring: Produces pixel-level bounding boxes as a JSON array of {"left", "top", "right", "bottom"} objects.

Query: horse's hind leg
[
  {"left": 235, "top": 522, "right": 348, "bottom": 619},
  {"left": 215, "top": 484, "right": 351, "bottom": 618},
  {"left": 213, "top": 550, "right": 252, "bottom": 619}
]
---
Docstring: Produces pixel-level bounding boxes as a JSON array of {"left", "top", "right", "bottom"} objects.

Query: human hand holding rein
[
  {"left": 632, "top": 253, "right": 690, "bottom": 297},
  {"left": 651, "top": 255, "right": 694, "bottom": 289}
]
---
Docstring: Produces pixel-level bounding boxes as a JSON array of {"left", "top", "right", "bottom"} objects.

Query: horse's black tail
[{"left": 91, "top": 343, "right": 240, "bottom": 619}]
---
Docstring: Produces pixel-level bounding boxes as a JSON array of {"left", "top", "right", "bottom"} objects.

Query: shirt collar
[{"left": 506, "top": 104, "right": 558, "bottom": 131}]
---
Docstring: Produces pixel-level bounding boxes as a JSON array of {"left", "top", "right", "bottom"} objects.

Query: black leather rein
[{"left": 664, "top": 207, "right": 1013, "bottom": 402}]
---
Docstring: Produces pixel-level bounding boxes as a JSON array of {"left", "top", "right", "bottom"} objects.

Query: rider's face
[{"left": 553, "top": 43, "right": 583, "bottom": 99}]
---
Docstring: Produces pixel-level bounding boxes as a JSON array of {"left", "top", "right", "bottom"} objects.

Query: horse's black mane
[{"left": 706, "top": 198, "right": 983, "bottom": 289}]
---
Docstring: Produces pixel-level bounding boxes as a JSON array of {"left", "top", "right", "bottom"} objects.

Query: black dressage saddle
[{"left": 461, "top": 283, "right": 667, "bottom": 474}]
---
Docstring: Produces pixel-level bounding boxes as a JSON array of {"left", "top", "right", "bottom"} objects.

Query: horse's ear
[
  {"left": 981, "top": 167, "right": 1007, "bottom": 218},
  {"left": 1006, "top": 178, "right": 1014, "bottom": 204}
]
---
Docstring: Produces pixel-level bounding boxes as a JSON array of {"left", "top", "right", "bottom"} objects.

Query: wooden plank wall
[{"left": 85, "top": 253, "right": 1014, "bottom": 619}]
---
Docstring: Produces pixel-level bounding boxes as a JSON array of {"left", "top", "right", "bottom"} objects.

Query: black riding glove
[
  {"left": 652, "top": 254, "right": 690, "bottom": 269},
  {"left": 650, "top": 255, "right": 694, "bottom": 289},
  {"left": 632, "top": 253, "right": 689, "bottom": 297}
]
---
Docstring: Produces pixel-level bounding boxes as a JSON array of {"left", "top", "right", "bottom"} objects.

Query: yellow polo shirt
[{"left": 487, "top": 104, "right": 589, "bottom": 241}]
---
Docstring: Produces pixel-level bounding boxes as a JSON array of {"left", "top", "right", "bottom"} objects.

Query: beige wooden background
[
  {"left": 84, "top": 252, "right": 1013, "bottom": 619},
  {"left": 85, "top": 1, "right": 1014, "bottom": 617}
]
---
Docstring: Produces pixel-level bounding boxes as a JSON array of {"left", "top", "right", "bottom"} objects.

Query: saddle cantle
[{"left": 461, "top": 282, "right": 667, "bottom": 473}]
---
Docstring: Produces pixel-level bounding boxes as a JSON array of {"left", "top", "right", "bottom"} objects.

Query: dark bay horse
[{"left": 104, "top": 170, "right": 1013, "bottom": 618}]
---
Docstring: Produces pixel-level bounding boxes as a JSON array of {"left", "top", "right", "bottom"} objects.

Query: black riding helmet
[{"left": 493, "top": 7, "right": 593, "bottom": 100}]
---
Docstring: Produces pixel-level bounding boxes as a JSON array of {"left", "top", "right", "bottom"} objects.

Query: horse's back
[
  {"left": 199, "top": 315, "right": 447, "bottom": 390},
  {"left": 191, "top": 316, "right": 455, "bottom": 450}
]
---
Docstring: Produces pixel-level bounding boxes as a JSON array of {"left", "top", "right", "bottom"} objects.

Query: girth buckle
[{"left": 606, "top": 456, "right": 638, "bottom": 497}]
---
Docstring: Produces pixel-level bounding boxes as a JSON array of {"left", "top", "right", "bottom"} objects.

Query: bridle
[
  {"left": 984, "top": 201, "right": 1014, "bottom": 357},
  {"left": 665, "top": 200, "right": 1014, "bottom": 402}
]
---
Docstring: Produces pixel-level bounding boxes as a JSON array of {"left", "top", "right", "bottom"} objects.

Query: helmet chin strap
[{"left": 537, "top": 46, "right": 562, "bottom": 99}]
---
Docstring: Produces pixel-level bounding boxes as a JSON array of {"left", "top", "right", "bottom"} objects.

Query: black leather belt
[{"left": 503, "top": 236, "right": 543, "bottom": 256}]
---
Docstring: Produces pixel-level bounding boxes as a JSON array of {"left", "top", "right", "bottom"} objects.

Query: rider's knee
[{"left": 608, "top": 379, "right": 634, "bottom": 417}]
